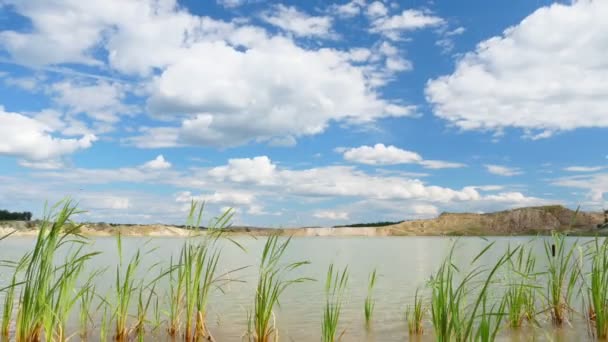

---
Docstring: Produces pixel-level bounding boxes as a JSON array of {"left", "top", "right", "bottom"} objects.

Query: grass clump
[
  {"left": 504, "top": 245, "right": 539, "bottom": 328},
  {"left": 543, "top": 233, "right": 581, "bottom": 326},
  {"left": 322, "top": 264, "right": 349, "bottom": 342},
  {"left": 13, "top": 200, "right": 99, "bottom": 342},
  {"left": 112, "top": 233, "right": 144, "bottom": 341},
  {"left": 406, "top": 288, "right": 424, "bottom": 336},
  {"left": 586, "top": 238, "right": 608, "bottom": 338},
  {"left": 429, "top": 241, "right": 514, "bottom": 342},
  {"left": 249, "top": 235, "right": 311, "bottom": 342},
  {"left": 165, "top": 202, "right": 244, "bottom": 341}
]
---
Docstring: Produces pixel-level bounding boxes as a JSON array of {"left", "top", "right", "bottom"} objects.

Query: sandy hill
[{"left": 384, "top": 205, "right": 605, "bottom": 236}]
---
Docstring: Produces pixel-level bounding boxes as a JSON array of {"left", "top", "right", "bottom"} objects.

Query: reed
[
  {"left": 166, "top": 254, "right": 185, "bottom": 337},
  {"left": 543, "top": 233, "right": 581, "bottom": 326},
  {"left": 429, "top": 242, "right": 516, "bottom": 342},
  {"left": 2, "top": 255, "right": 27, "bottom": 339},
  {"left": 14, "top": 200, "right": 99, "bottom": 342},
  {"left": 586, "top": 237, "right": 608, "bottom": 338},
  {"left": 113, "top": 233, "right": 143, "bottom": 341},
  {"left": 99, "top": 299, "right": 110, "bottom": 342},
  {"left": 322, "top": 264, "right": 349, "bottom": 342},
  {"left": 134, "top": 281, "right": 157, "bottom": 341},
  {"left": 474, "top": 293, "right": 506, "bottom": 342},
  {"left": 169, "top": 202, "right": 244, "bottom": 341},
  {"left": 363, "top": 269, "right": 376, "bottom": 327},
  {"left": 181, "top": 242, "right": 221, "bottom": 341},
  {"left": 406, "top": 288, "right": 424, "bottom": 336},
  {"left": 250, "top": 235, "right": 311, "bottom": 342},
  {"left": 79, "top": 284, "right": 96, "bottom": 340},
  {"left": 504, "top": 245, "right": 539, "bottom": 328},
  {"left": 45, "top": 249, "right": 85, "bottom": 342}
]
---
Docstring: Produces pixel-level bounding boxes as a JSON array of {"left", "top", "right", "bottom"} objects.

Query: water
[{"left": 0, "top": 236, "right": 599, "bottom": 341}]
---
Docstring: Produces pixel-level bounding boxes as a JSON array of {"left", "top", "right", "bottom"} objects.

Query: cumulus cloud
[
  {"left": 141, "top": 155, "right": 172, "bottom": 170},
  {"left": 485, "top": 164, "right": 523, "bottom": 177},
  {"left": 1, "top": 0, "right": 416, "bottom": 148},
  {"left": 426, "top": 0, "right": 608, "bottom": 137},
  {"left": 262, "top": 4, "right": 334, "bottom": 38},
  {"left": 0, "top": 106, "right": 96, "bottom": 166},
  {"left": 208, "top": 156, "right": 278, "bottom": 185},
  {"left": 142, "top": 38, "right": 414, "bottom": 147},
  {"left": 342, "top": 144, "right": 465, "bottom": 169}
]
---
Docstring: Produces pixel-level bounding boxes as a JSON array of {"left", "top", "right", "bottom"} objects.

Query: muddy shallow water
[{"left": 0, "top": 236, "right": 600, "bottom": 341}]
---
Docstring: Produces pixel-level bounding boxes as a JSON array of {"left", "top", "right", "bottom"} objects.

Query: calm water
[{"left": 0, "top": 236, "right": 598, "bottom": 341}]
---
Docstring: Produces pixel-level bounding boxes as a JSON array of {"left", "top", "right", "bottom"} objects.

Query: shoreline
[
  {"left": 3, "top": 226, "right": 608, "bottom": 238},
  {"left": 2, "top": 205, "right": 606, "bottom": 238}
]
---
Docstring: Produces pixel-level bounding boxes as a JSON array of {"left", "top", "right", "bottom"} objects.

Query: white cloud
[
  {"left": 366, "top": 1, "right": 388, "bottom": 18},
  {"left": 330, "top": 0, "right": 364, "bottom": 18},
  {"left": 419, "top": 160, "right": 466, "bottom": 169},
  {"left": 175, "top": 190, "right": 263, "bottom": 215},
  {"left": 343, "top": 144, "right": 422, "bottom": 165},
  {"left": 207, "top": 156, "right": 535, "bottom": 206},
  {"left": 141, "top": 155, "right": 172, "bottom": 170},
  {"left": 485, "top": 164, "right": 523, "bottom": 177},
  {"left": 426, "top": 0, "right": 608, "bottom": 137},
  {"left": 6, "top": 154, "right": 548, "bottom": 224},
  {"left": 176, "top": 191, "right": 254, "bottom": 206},
  {"left": 209, "top": 156, "right": 278, "bottom": 185},
  {"left": 446, "top": 27, "right": 465, "bottom": 36},
  {"left": 89, "top": 195, "right": 131, "bottom": 210},
  {"left": 313, "top": 210, "right": 349, "bottom": 220},
  {"left": 342, "top": 144, "right": 465, "bottom": 169},
  {"left": 563, "top": 166, "right": 605, "bottom": 172},
  {"left": 2, "top": 0, "right": 415, "bottom": 148},
  {"left": 0, "top": 106, "right": 96, "bottom": 165},
  {"left": 217, "top": 0, "right": 246, "bottom": 8},
  {"left": 554, "top": 172, "right": 608, "bottom": 208},
  {"left": 143, "top": 38, "right": 414, "bottom": 147},
  {"left": 371, "top": 9, "right": 445, "bottom": 39},
  {"left": 411, "top": 203, "right": 439, "bottom": 216},
  {"left": 50, "top": 80, "right": 133, "bottom": 123},
  {"left": 126, "top": 127, "right": 181, "bottom": 148},
  {"left": 436, "top": 26, "right": 466, "bottom": 54},
  {"left": 18, "top": 159, "right": 65, "bottom": 170},
  {"left": 262, "top": 5, "right": 334, "bottom": 38}
]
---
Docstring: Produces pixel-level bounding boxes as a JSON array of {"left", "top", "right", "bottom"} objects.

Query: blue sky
[{"left": 0, "top": 0, "right": 606, "bottom": 226}]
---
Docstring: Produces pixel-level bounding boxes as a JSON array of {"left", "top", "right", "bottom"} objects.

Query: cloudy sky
[{"left": 0, "top": 0, "right": 606, "bottom": 226}]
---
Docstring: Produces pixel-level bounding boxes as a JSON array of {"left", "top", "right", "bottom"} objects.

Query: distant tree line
[
  {"left": 333, "top": 220, "right": 404, "bottom": 228},
  {"left": 0, "top": 210, "right": 32, "bottom": 221}
]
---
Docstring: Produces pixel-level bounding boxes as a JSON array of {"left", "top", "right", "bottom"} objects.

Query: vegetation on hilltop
[
  {"left": 333, "top": 221, "right": 403, "bottom": 228},
  {"left": 0, "top": 209, "right": 32, "bottom": 221}
]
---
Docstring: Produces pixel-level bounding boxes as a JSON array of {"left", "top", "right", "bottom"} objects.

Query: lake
[{"left": 0, "top": 235, "right": 599, "bottom": 341}]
